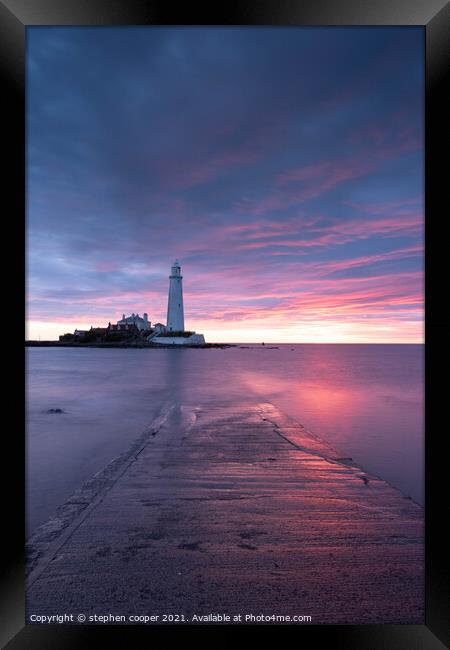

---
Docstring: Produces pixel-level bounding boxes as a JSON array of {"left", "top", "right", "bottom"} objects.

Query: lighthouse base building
[{"left": 150, "top": 332, "right": 205, "bottom": 345}]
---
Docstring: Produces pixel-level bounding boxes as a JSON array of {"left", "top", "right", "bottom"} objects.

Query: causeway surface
[{"left": 26, "top": 402, "right": 424, "bottom": 624}]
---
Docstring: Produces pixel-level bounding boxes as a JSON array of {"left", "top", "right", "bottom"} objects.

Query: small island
[{"left": 26, "top": 260, "right": 233, "bottom": 349}]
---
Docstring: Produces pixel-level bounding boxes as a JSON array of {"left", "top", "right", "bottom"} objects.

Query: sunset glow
[{"left": 26, "top": 27, "right": 424, "bottom": 342}]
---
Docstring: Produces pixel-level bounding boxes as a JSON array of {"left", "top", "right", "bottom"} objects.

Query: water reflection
[
  {"left": 159, "top": 348, "right": 188, "bottom": 406},
  {"left": 238, "top": 345, "right": 423, "bottom": 504}
]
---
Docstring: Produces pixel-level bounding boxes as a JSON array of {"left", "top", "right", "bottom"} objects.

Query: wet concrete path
[{"left": 27, "top": 402, "right": 423, "bottom": 624}]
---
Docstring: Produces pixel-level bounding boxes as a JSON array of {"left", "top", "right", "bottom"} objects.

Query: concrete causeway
[{"left": 26, "top": 402, "right": 424, "bottom": 624}]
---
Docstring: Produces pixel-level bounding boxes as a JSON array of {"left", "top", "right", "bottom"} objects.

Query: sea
[{"left": 26, "top": 344, "right": 424, "bottom": 536}]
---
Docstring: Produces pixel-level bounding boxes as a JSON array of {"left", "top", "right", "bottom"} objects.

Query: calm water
[{"left": 26, "top": 344, "right": 424, "bottom": 535}]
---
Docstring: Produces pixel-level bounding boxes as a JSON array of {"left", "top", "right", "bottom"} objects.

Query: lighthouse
[{"left": 167, "top": 259, "right": 185, "bottom": 332}]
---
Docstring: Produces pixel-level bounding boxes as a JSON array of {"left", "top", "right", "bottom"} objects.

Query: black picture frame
[{"left": 2, "top": 1, "right": 449, "bottom": 647}]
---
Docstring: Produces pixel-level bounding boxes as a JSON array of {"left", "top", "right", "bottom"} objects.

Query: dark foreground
[{"left": 26, "top": 402, "right": 423, "bottom": 624}]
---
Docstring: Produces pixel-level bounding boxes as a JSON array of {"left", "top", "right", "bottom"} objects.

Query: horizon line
[{"left": 25, "top": 339, "right": 424, "bottom": 345}]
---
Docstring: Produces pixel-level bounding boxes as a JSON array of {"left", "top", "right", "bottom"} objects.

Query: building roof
[{"left": 118, "top": 314, "right": 147, "bottom": 323}]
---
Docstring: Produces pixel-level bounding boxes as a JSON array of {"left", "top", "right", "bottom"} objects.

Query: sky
[{"left": 26, "top": 27, "right": 424, "bottom": 343}]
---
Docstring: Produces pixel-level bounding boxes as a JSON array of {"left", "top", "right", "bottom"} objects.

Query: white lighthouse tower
[{"left": 167, "top": 259, "right": 185, "bottom": 332}]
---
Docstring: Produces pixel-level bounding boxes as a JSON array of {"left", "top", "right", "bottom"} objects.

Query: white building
[
  {"left": 116, "top": 312, "right": 151, "bottom": 331},
  {"left": 167, "top": 260, "right": 184, "bottom": 332},
  {"left": 148, "top": 260, "right": 206, "bottom": 345},
  {"left": 151, "top": 333, "right": 205, "bottom": 346}
]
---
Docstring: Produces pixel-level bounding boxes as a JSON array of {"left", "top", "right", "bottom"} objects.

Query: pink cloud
[
  {"left": 28, "top": 264, "right": 424, "bottom": 343},
  {"left": 233, "top": 213, "right": 422, "bottom": 252},
  {"left": 238, "top": 132, "right": 422, "bottom": 217}
]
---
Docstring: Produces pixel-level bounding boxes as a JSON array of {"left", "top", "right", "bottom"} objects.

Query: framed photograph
[{"left": 2, "top": 1, "right": 449, "bottom": 647}]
